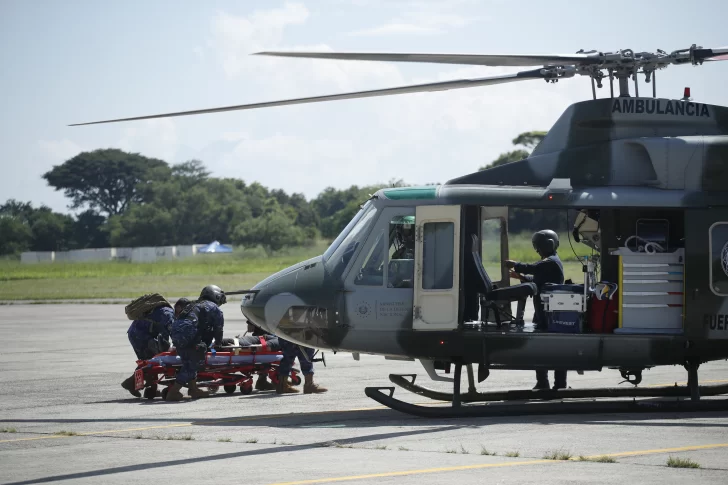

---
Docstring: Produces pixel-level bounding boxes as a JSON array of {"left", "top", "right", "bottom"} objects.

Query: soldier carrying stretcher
[
  {"left": 121, "top": 293, "right": 176, "bottom": 397},
  {"left": 165, "top": 285, "right": 226, "bottom": 401}
]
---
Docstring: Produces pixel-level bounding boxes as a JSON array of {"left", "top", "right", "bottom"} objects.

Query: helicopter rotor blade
[
  {"left": 255, "top": 51, "right": 599, "bottom": 67},
  {"left": 696, "top": 46, "right": 728, "bottom": 62},
  {"left": 69, "top": 68, "right": 548, "bottom": 126}
]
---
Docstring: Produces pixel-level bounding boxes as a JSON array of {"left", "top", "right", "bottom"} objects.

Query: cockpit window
[
  {"left": 323, "top": 200, "right": 373, "bottom": 262},
  {"left": 324, "top": 202, "right": 379, "bottom": 278}
]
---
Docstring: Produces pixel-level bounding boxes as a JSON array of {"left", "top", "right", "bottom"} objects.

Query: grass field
[
  {"left": 0, "top": 234, "right": 591, "bottom": 300},
  {"left": 0, "top": 243, "right": 329, "bottom": 301}
]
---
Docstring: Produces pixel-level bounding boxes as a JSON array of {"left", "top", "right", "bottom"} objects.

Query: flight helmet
[
  {"left": 199, "top": 285, "right": 227, "bottom": 306},
  {"left": 532, "top": 230, "right": 559, "bottom": 256}
]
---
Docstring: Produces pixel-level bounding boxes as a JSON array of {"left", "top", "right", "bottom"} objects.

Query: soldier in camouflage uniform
[
  {"left": 276, "top": 341, "right": 327, "bottom": 394},
  {"left": 121, "top": 300, "right": 175, "bottom": 397},
  {"left": 247, "top": 322, "right": 277, "bottom": 391},
  {"left": 165, "top": 286, "right": 226, "bottom": 401},
  {"left": 174, "top": 298, "right": 191, "bottom": 317}
]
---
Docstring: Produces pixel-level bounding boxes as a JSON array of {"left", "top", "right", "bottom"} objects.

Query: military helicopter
[{"left": 75, "top": 44, "right": 728, "bottom": 417}]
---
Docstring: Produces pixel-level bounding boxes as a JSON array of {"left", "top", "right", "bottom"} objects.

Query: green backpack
[{"left": 124, "top": 293, "right": 171, "bottom": 321}]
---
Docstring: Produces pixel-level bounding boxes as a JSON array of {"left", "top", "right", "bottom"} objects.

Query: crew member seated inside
[
  {"left": 505, "top": 229, "right": 566, "bottom": 390},
  {"left": 388, "top": 215, "right": 415, "bottom": 288}
]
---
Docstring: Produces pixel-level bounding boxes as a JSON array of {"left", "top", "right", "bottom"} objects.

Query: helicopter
[{"left": 74, "top": 44, "right": 728, "bottom": 417}]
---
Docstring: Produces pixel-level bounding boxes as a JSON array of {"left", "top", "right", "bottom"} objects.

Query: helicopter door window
[
  {"left": 422, "top": 222, "right": 455, "bottom": 290},
  {"left": 481, "top": 218, "right": 505, "bottom": 284},
  {"left": 388, "top": 215, "right": 416, "bottom": 288}
]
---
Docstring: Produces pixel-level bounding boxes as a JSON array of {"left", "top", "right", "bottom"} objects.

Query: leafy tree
[
  {"left": 73, "top": 210, "right": 110, "bottom": 248},
  {"left": 483, "top": 149, "right": 530, "bottom": 170},
  {"left": 0, "top": 218, "right": 32, "bottom": 256},
  {"left": 512, "top": 131, "right": 547, "bottom": 150},
  {"left": 232, "top": 206, "right": 307, "bottom": 251},
  {"left": 312, "top": 185, "right": 379, "bottom": 238},
  {"left": 171, "top": 160, "right": 210, "bottom": 189},
  {"left": 0, "top": 200, "right": 74, "bottom": 254},
  {"left": 28, "top": 209, "right": 74, "bottom": 251},
  {"left": 42, "top": 148, "right": 170, "bottom": 216},
  {"left": 109, "top": 173, "right": 263, "bottom": 247},
  {"left": 479, "top": 130, "right": 547, "bottom": 171}
]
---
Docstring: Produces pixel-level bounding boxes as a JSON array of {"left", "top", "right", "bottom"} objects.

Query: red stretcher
[{"left": 132, "top": 339, "right": 300, "bottom": 399}]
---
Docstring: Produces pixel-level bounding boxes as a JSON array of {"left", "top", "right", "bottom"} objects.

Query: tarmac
[{"left": 1, "top": 304, "right": 727, "bottom": 485}]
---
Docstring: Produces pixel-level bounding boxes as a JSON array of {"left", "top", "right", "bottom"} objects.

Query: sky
[{"left": 1, "top": 0, "right": 727, "bottom": 214}]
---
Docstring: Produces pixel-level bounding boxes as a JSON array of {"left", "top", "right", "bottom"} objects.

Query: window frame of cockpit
[
  {"left": 323, "top": 200, "right": 379, "bottom": 278},
  {"left": 345, "top": 207, "right": 417, "bottom": 287}
]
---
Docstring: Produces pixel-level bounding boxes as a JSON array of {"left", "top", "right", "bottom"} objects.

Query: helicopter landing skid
[
  {"left": 388, "top": 373, "right": 728, "bottom": 404},
  {"left": 364, "top": 386, "right": 728, "bottom": 418}
]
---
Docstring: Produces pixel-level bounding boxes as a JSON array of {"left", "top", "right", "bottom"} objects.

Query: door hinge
[
  {"left": 414, "top": 305, "right": 422, "bottom": 320},
  {"left": 415, "top": 225, "right": 423, "bottom": 243}
]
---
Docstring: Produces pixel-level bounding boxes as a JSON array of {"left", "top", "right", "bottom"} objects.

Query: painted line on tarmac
[
  {"left": 265, "top": 443, "right": 728, "bottom": 485},
  {"left": 646, "top": 379, "right": 728, "bottom": 388},
  {"left": 266, "top": 460, "right": 555, "bottom": 485},
  {"left": 579, "top": 442, "right": 728, "bottom": 459}
]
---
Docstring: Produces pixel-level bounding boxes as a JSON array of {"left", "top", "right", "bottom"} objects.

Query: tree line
[{"left": 1, "top": 131, "right": 555, "bottom": 257}]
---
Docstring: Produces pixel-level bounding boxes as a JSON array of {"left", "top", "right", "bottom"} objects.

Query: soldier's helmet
[
  {"left": 532, "top": 229, "right": 559, "bottom": 256},
  {"left": 174, "top": 297, "right": 191, "bottom": 317},
  {"left": 199, "top": 285, "right": 227, "bottom": 306}
]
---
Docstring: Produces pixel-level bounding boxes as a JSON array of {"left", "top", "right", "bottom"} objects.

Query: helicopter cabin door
[
  {"left": 413, "top": 205, "right": 461, "bottom": 331},
  {"left": 685, "top": 209, "right": 728, "bottom": 340}
]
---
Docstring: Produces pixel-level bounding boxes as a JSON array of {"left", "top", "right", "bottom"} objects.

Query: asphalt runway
[{"left": 1, "top": 304, "right": 727, "bottom": 484}]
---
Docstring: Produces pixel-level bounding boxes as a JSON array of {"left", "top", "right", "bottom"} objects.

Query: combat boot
[
  {"left": 553, "top": 371, "right": 568, "bottom": 390},
  {"left": 121, "top": 375, "right": 141, "bottom": 397},
  {"left": 165, "top": 382, "right": 184, "bottom": 401},
  {"left": 303, "top": 374, "right": 327, "bottom": 394},
  {"left": 187, "top": 379, "right": 210, "bottom": 398},
  {"left": 276, "top": 375, "right": 299, "bottom": 394},
  {"left": 533, "top": 370, "right": 550, "bottom": 390},
  {"left": 255, "top": 374, "right": 275, "bottom": 391}
]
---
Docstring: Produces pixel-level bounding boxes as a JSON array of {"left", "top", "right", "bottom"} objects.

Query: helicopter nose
[
  {"left": 240, "top": 292, "right": 269, "bottom": 332},
  {"left": 240, "top": 256, "right": 330, "bottom": 348}
]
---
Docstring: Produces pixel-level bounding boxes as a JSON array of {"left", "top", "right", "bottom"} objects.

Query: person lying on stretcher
[
  {"left": 218, "top": 323, "right": 280, "bottom": 391},
  {"left": 220, "top": 334, "right": 280, "bottom": 351}
]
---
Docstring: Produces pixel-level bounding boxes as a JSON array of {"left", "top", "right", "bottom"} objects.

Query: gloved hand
[
  {"left": 195, "top": 342, "right": 208, "bottom": 352},
  {"left": 212, "top": 330, "right": 224, "bottom": 349}
]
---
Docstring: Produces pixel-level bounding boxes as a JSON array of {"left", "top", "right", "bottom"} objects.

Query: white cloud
[
  {"left": 38, "top": 138, "right": 84, "bottom": 161},
  {"left": 211, "top": 3, "right": 309, "bottom": 78},
  {"left": 346, "top": 1, "right": 476, "bottom": 37},
  {"left": 219, "top": 131, "right": 249, "bottom": 142},
  {"left": 118, "top": 119, "right": 178, "bottom": 161},
  {"left": 193, "top": 4, "right": 589, "bottom": 198},
  {"left": 348, "top": 23, "right": 443, "bottom": 37},
  {"left": 220, "top": 135, "right": 359, "bottom": 197}
]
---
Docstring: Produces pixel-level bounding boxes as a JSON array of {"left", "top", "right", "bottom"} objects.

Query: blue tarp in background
[{"left": 197, "top": 241, "right": 233, "bottom": 253}]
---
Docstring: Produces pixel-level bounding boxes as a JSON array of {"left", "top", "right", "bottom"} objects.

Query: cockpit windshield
[
  {"left": 323, "top": 200, "right": 379, "bottom": 278},
  {"left": 323, "top": 200, "right": 373, "bottom": 262}
]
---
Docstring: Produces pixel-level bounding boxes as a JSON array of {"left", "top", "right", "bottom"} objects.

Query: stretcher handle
[{"left": 217, "top": 344, "right": 264, "bottom": 350}]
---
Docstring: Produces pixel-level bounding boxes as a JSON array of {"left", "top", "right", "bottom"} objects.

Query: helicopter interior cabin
[
  {"left": 453, "top": 205, "right": 686, "bottom": 337},
  {"left": 340, "top": 199, "right": 687, "bottom": 337}
]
